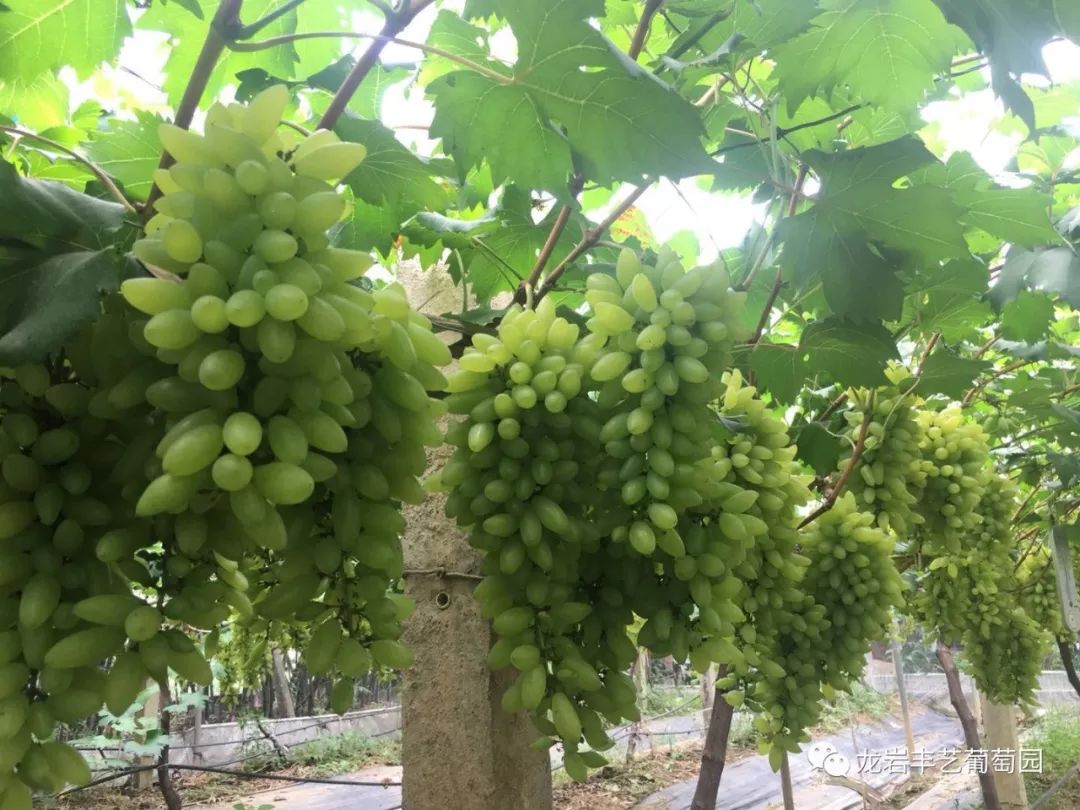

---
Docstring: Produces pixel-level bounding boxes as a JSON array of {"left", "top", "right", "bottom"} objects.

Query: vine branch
[
  {"left": 798, "top": 392, "right": 875, "bottom": 529},
  {"left": 233, "top": 0, "right": 308, "bottom": 39},
  {"left": 514, "top": 175, "right": 585, "bottom": 306},
  {"left": 534, "top": 183, "right": 650, "bottom": 302},
  {"left": 317, "top": 0, "right": 437, "bottom": 131},
  {"left": 710, "top": 104, "right": 864, "bottom": 157},
  {"left": 0, "top": 126, "right": 137, "bottom": 214},
  {"left": 228, "top": 29, "right": 508, "bottom": 84},
  {"left": 145, "top": 0, "right": 244, "bottom": 214},
  {"left": 961, "top": 359, "right": 1034, "bottom": 406},
  {"left": 747, "top": 164, "right": 808, "bottom": 346},
  {"left": 915, "top": 331, "right": 940, "bottom": 376},
  {"left": 628, "top": 0, "right": 665, "bottom": 61}
]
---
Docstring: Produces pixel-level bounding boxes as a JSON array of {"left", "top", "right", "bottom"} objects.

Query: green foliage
[{"left": 814, "top": 681, "right": 890, "bottom": 732}]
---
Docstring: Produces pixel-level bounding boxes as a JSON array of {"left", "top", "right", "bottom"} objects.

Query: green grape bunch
[{"left": 839, "top": 389, "right": 925, "bottom": 536}]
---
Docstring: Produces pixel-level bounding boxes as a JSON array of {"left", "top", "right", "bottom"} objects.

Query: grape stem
[
  {"left": 798, "top": 391, "right": 874, "bottom": 528},
  {"left": 317, "top": 0, "right": 437, "bottom": 131},
  {"left": 960, "top": 359, "right": 1034, "bottom": 406},
  {"left": 144, "top": 0, "right": 244, "bottom": 215},
  {"left": 227, "top": 29, "right": 511, "bottom": 86},
  {"left": 914, "top": 331, "right": 940, "bottom": 376},
  {"left": 514, "top": 174, "right": 585, "bottom": 306},
  {"left": 628, "top": 0, "right": 666, "bottom": 61},
  {"left": 0, "top": 125, "right": 138, "bottom": 214},
  {"left": 747, "top": 164, "right": 808, "bottom": 347},
  {"left": 232, "top": 0, "right": 308, "bottom": 39},
  {"left": 534, "top": 184, "right": 651, "bottom": 302}
]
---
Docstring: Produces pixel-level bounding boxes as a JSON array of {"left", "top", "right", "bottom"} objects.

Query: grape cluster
[
  {"left": 0, "top": 85, "right": 449, "bottom": 801},
  {"left": 1016, "top": 546, "right": 1067, "bottom": 642},
  {"left": 122, "top": 84, "right": 446, "bottom": 706},
  {"left": 914, "top": 471, "right": 1050, "bottom": 704},
  {"left": 913, "top": 407, "right": 990, "bottom": 552},
  {"left": 839, "top": 389, "right": 924, "bottom": 535}
]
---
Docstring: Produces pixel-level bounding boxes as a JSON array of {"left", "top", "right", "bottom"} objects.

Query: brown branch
[
  {"left": 936, "top": 642, "right": 1000, "bottom": 810},
  {"left": 628, "top": 0, "right": 665, "bottom": 61},
  {"left": 534, "top": 184, "right": 650, "bottom": 302},
  {"left": 1059, "top": 641, "right": 1080, "bottom": 701},
  {"left": 317, "top": 0, "right": 435, "bottom": 131},
  {"left": 973, "top": 334, "right": 1000, "bottom": 359},
  {"left": 690, "top": 669, "right": 733, "bottom": 810},
  {"left": 1012, "top": 485, "right": 1041, "bottom": 524},
  {"left": 1012, "top": 526, "right": 1044, "bottom": 572},
  {"left": 145, "top": 0, "right": 244, "bottom": 215},
  {"left": 514, "top": 175, "right": 585, "bottom": 306},
  {"left": 0, "top": 125, "right": 137, "bottom": 214},
  {"left": 234, "top": 0, "right": 307, "bottom": 38},
  {"left": 746, "top": 165, "right": 808, "bottom": 346},
  {"left": 156, "top": 680, "right": 182, "bottom": 810},
  {"left": 961, "top": 359, "right": 1035, "bottom": 406},
  {"left": 817, "top": 391, "right": 849, "bottom": 423},
  {"left": 798, "top": 392, "right": 874, "bottom": 529},
  {"left": 915, "top": 331, "right": 940, "bottom": 376}
]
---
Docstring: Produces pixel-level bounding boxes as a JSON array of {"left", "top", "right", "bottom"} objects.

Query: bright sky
[{"left": 60, "top": 6, "right": 1080, "bottom": 269}]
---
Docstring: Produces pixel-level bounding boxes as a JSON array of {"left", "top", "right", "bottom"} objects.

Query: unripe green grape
[
  {"left": 223, "top": 412, "right": 263, "bottom": 456},
  {"left": 264, "top": 284, "right": 309, "bottom": 321},
  {"left": 144, "top": 310, "right": 200, "bottom": 350},
  {"left": 235, "top": 159, "right": 269, "bottom": 195},
  {"left": 198, "top": 350, "right": 245, "bottom": 391},
  {"left": 225, "top": 290, "right": 266, "bottom": 327},
  {"left": 211, "top": 454, "right": 254, "bottom": 491},
  {"left": 161, "top": 219, "right": 203, "bottom": 263},
  {"left": 190, "top": 296, "right": 229, "bottom": 333}
]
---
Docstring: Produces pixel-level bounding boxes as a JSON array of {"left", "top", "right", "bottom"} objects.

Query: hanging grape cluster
[
  {"left": 0, "top": 85, "right": 448, "bottom": 801},
  {"left": 839, "top": 385, "right": 924, "bottom": 536},
  {"left": 441, "top": 247, "right": 911, "bottom": 776}
]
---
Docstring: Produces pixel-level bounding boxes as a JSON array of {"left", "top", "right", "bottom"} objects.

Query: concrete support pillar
[
  {"left": 979, "top": 696, "right": 1029, "bottom": 810},
  {"left": 398, "top": 261, "right": 551, "bottom": 810}
]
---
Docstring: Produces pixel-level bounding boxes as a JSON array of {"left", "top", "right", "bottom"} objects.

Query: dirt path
[{"left": 634, "top": 707, "right": 964, "bottom": 810}]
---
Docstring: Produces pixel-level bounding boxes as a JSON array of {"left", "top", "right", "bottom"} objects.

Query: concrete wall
[
  {"left": 867, "top": 671, "right": 1080, "bottom": 708},
  {"left": 167, "top": 705, "right": 402, "bottom": 767}
]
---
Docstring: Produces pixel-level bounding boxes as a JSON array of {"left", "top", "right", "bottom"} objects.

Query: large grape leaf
[
  {"left": 772, "top": 0, "right": 961, "bottom": 114},
  {"left": 913, "top": 152, "right": 1061, "bottom": 247},
  {"left": 778, "top": 137, "right": 968, "bottom": 322},
  {"left": 0, "top": 0, "right": 131, "bottom": 82},
  {"left": 0, "top": 159, "right": 134, "bottom": 364},
  {"left": 87, "top": 112, "right": 163, "bottom": 201},
  {"left": 1001, "top": 291, "right": 1055, "bottom": 342},
  {"left": 428, "top": 0, "right": 714, "bottom": 193},
  {"left": 798, "top": 318, "right": 900, "bottom": 387},
  {"left": 916, "top": 348, "right": 990, "bottom": 399}
]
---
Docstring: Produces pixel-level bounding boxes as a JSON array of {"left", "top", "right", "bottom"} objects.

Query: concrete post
[
  {"left": 979, "top": 696, "right": 1029, "bottom": 810},
  {"left": 133, "top": 682, "right": 161, "bottom": 790},
  {"left": 891, "top": 636, "right": 915, "bottom": 758},
  {"left": 398, "top": 260, "right": 551, "bottom": 810}
]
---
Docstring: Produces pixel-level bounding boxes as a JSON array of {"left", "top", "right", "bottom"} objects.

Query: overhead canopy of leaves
[{"left": 428, "top": 0, "right": 715, "bottom": 194}]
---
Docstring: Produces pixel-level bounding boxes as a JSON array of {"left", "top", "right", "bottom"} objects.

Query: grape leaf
[
  {"left": 0, "top": 159, "right": 134, "bottom": 364},
  {"left": 910, "top": 260, "right": 991, "bottom": 342},
  {"left": 0, "top": 159, "right": 131, "bottom": 251},
  {"left": 917, "top": 348, "right": 990, "bottom": 399},
  {"left": 779, "top": 137, "right": 968, "bottom": 322},
  {"left": 0, "top": 249, "right": 133, "bottom": 365},
  {"left": 748, "top": 342, "right": 809, "bottom": 403},
  {"left": 1001, "top": 290, "right": 1055, "bottom": 343},
  {"left": 794, "top": 422, "right": 841, "bottom": 475},
  {"left": 773, "top": 0, "right": 961, "bottom": 113},
  {"left": 0, "top": 72, "right": 69, "bottom": 130},
  {"left": 0, "top": 0, "right": 131, "bottom": 82},
  {"left": 86, "top": 112, "right": 163, "bottom": 201},
  {"left": 914, "top": 152, "right": 1061, "bottom": 247},
  {"left": 428, "top": 0, "right": 713, "bottom": 193},
  {"left": 990, "top": 246, "right": 1080, "bottom": 310},
  {"left": 799, "top": 318, "right": 900, "bottom": 387},
  {"left": 336, "top": 115, "right": 450, "bottom": 213}
]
